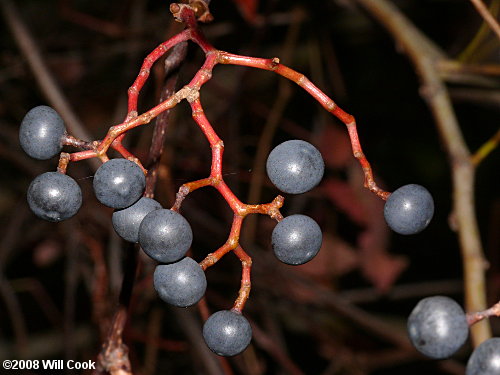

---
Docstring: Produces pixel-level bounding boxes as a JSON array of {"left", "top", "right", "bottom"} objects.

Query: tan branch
[
  {"left": 353, "top": 0, "right": 491, "bottom": 346},
  {"left": 469, "top": 0, "right": 500, "bottom": 42}
]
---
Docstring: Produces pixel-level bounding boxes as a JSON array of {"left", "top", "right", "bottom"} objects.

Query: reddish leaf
[
  {"left": 322, "top": 162, "right": 406, "bottom": 291},
  {"left": 349, "top": 166, "right": 407, "bottom": 291},
  {"left": 232, "top": 0, "right": 259, "bottom": 24},
  {"left": 295, "top": 233, "right": 359, "bottom": 280},
  {"left": 359, "top": 249, "right": 408, "bottom": 293},
  {"left": 318, "top": 124, "right": 353, "bottom": 169},
  {"left": 321, "top": 177, "right": 367, "bottom": 226}
]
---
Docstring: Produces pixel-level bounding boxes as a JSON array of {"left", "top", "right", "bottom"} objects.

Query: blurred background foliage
[{"left": 0, "top": 0, "right": 499, "bottom": 374}]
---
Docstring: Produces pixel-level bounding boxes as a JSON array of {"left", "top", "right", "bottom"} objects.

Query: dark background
[{"left": 0, "top": 0, "right": 499, "bottom": 374}]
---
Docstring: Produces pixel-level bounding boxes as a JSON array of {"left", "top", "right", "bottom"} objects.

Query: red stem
[
  {"left": 127, "top": 30, "right": 192, "bottom": 115},
  {"left": 55, "top": 4, "right": 390, "bottom": 320},
  {"left": 217, "top": 52, "right": 389, "bottom": 199},
  {"left": 232, "top": 246, "right": 252, "bottom": 313}
]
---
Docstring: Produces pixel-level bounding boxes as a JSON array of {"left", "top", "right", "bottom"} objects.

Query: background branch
[
  {"left": 468, "top": 0, "right": 500, "bottom": 42},
  {"left": 0, "top": 0, "right": 99, "bottom": 170},
  {"left": 353, "top": 0, "right": 491, "bottom": 345}
]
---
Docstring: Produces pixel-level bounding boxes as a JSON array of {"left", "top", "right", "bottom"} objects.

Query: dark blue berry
[
  {"left": 466, "top": 337, "right": 500, "bottom": 375},
  {"left": 266, "top": 140, "right": 324, "bottom": 194},
  {"left": 93, "top": 159, "right": 145, "bottom": 209},
  {"left": 203, "top": 310, "right": 252, "bottom": 356},
  {"left": 112, "top": 197, "right": 162, "bottom": 242},
  {"left": 27, "top": 172, "right": 82, "bottom": 222},
  {"left": 384, "top": 184, "right": 434, "bottom": 235},
  {"left": 271, "top": 214, "right": 322, "bottom": 265},
  {"left": 407, "top": 296, "right": 469, "bottom": 359},
  {"left": 154, "top": 257, "right": 207, "bottom": 307},
  {"left": 19, "top": 105, "right": 66, "bottom": 160},
  {"left": 138, "top": 209, "right": 193, "bottom": 263}
]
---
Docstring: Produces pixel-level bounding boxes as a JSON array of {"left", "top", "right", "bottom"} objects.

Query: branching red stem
[{"left": 53, "top": 2, "right": 389, "bottom": 325}]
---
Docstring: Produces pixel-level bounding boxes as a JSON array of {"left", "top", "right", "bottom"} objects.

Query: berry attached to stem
[
  {"left": 93, "top": 158, "right": 146, "bottom": 209},
  {"left": 266, "top": 140, "right": 324, "bottom": 194},
  {"left": 19, "top": 105, "right": 66, "bottom": 160},
  {"left": 407, "top": 296, "right": 469, "bottom": 359},
  {"left": 384, "top": 184, "right": 434, "bottom": 235},
  {"left": 154, "top": 257, "right": 207, "bottom": 307},
  {"left": 139, "top": 209, "right": 193, "bottom": 263},
  {"left": 271, "top": 214, "right": 322, "bottom": 265},
  {"left": 203, "top": 310, "right": 252, "bottom": 356},
  {"left": 27, "top": 172, "right": 82, "bottom": 222}
]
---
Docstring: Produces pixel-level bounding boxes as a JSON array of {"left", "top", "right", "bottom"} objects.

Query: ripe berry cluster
[
  {"left": 20, "top": 103, "right": 331, "bottom": 355},
  {"left": 21, "top": 1, "right": 486, "bottom": 367}
]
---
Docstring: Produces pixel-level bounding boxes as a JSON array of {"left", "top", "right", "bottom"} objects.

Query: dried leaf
[
  {"left": 321, "top": 177, "right": 367, "bottom": 225},
  {"left": 318, "top": 124, "right": 352, "bottom": 168},
  {"left": 295, "top": 233, "right": 359, "bottom": 280},
  {"left": 232, "top": 0, "right": 259, "bottom": 23}
]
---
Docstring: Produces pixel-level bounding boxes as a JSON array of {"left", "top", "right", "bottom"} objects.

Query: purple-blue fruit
[
  {"left": 272, "top": 214, "right": 322, "bottom": 265},
  {"left": 203, "top": 310, "right": 252, "bottom": 356},
  {"left": 112, "top": 197, "right": 162, "bottom": 242},
  {"left": 266, "top": 140, "right": 324, "bottom": 194},
  {"left": 27, "top": 172, "right": 82, "bottom": 222},
  {"left": 93, "top": 159, "right": 145, "bottom": 209},
  {"left": 384, "top": 184, "right": 434, "bottom": 235},
  {"left": 466, "top": 337, "right": 500, "bottom": 375},
  {"left": 407, "top": 296, "right": 468, "bottom": 359},
  {"left": 138, "top": 209, "right": 192, "bottom": 263},
  {"left": 19, "top": 105, "right": 66, "bottom": 160},
  {"left": 154, "top": 257, "right": 206, "bottom": 307}
]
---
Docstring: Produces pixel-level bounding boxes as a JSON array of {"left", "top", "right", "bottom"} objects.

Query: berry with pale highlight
[
  {"left": 27, "top": 172, "right": 82, "bottom": 222},
  {"left": 271, "top": 214, "right": 322, "bottom": 265},
  {"left": 93, "top": 158, "right": 146, "bottom": 209},
  {"left": 139, "top": 209, "right": 193, "bottom": 263},
  {"left": 384, "top": 184, "right": 434, "bottom": 235},
  {"left": 203, "top": 310, "right": 252, "bottom": 356},
  {"left": 407, "top": 296, "right": 468, "bottom": 359},
  {"left": 19, "top": 105, "right": 66, "bottom": 160},
  {"left": 266, "top": 140, "right": 324, "bottom": 194},
  {"left": 466, "top": 337, "right": 500, "bottom": 375},
  {"left": 112, "top": 197, "right": 162, "bottom": 242},
  {"left": 154, "top": 257, "right": 207, "bottom": 307}
]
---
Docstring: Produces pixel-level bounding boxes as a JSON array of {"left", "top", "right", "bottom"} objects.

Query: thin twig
[
  {"left": 468, "top": 0, "right": 500, "bottom": 42},
  {"left": 467, "top": 300, "right": 500, "bottom": 325},
  {"left": 250, "top": 321, "right": 304, "bottom": 375},
  {"left": 58, "top": 0, "right": 126, "bottom": 37},
  {"left": 171, "top": 308, "right": 228, "bottom": 375},
  {"left": 449, "top": 87, "right": 500, "bottom": 107},
  {"left": 96, "top": 26, "right": 188, "bottom": 375},
  {"left": 0, "top": 274, "right": 28, "bottom": 355},
  {"left": 471, "top": 127, "right": 500, "bottom": 166},
  {"left": 144, "top": 42, "right": 188, "bottom": 197},
  {"left": 439, "top": 60, "right": 500, "bottom": 76},
  {"left": 257, "top": 264, "right": 465, "bottom": 373},
  {"left": 0, "top": 0, "right": 99, "bottom": 170}
]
